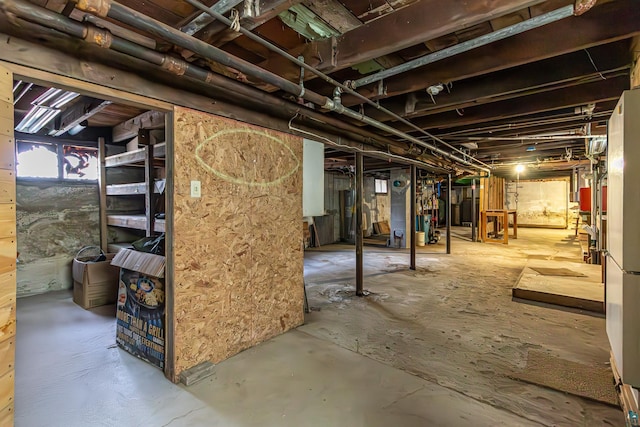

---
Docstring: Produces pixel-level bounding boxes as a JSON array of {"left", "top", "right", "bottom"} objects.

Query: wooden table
[{"left": 481, "top": 209, "right": 517, "bottom": 244}]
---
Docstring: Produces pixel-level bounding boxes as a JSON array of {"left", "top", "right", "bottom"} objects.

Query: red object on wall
[{"left": 579, "top": 186, "right": 607, "bottom": 212}]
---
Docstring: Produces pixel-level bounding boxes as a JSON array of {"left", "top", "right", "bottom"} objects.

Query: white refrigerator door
[
  {"left": 607, "top": 90, "right": 640, "bottom": 272},
  {"left": 607, "top": 256, "right": 640, "bottom": 388}
]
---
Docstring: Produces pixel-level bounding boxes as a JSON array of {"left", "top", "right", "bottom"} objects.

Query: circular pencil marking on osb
[{"left": 195, "top": 128, "right": 300, "bottom": 187}]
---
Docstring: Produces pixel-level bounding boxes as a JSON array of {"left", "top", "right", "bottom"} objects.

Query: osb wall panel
[
  {"left": 480, "top": 176, "right": 505, "bottom": 211},
  {"left": 173, "top": 107, "right": 304, "bottom": 377}
]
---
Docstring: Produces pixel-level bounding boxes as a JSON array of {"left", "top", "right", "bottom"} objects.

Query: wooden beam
[
  {"left": 54, "top": 97, "right": 112, "bottom": 137},
  {"left": 112, "top": 111, "right": 166, "bottom": 143},
  {"left": 144, "top": 143, "right": 155, "bottom": 237},
  {"left": 632, "top": 36, "right": 640, "bottom": 89},
  {"left": 0, "top": 30, "right": 445, "bottom": 170},
  {"left": 262, "top": 0, "right": 546, "bottom": 79},
  {"left": 302, "top": 0, "right": 361, "bottom": 34},
  {"left": 332, "top": 0, "right": 544, "bottom": 71},
  {"left": 182, "top": 0, "right": 303, "bottom": 57},
  {"left": 179, "top": 0, "right": 244, "bottom": 36},
  {"left": 107, "top": 214, "right": 165, "bottom": 232},
  {"left": 340, "top": 0, "right": 640, "bottom": 105},
  {"left": 392, "top": 75, "right": 628, "bottom": 132},
  {"left": 105, "top": 143, "right": 166, "bottom": 167},
  {"left": 436, "top": 101, "right": 617, "bottom": 138},
  {"left": 98, "top": 137, "right": 108, "bottom": 253},
  {"left": 364, "top": 41, "right": 631, "bottom": 122}
]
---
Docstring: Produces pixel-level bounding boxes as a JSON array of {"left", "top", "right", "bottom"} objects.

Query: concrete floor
[{"left": 15, "top": 228, "right": 623, "bottom": 426}]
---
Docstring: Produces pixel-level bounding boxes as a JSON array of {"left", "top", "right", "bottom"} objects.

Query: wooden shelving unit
[{"left": 99, "top": 141, "right": 166, "bottom": 252}]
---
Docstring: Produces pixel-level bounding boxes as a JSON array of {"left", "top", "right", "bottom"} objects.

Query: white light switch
[{"left": 190, "top": 180, "right": 201, "bottom": 198}]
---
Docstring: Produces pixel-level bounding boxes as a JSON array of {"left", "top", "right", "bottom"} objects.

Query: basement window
[
  {"left": 16, "top": 142, "right": 58, "bottom": 179},
  {"left": 63, "top": 145, "right": 98, "bottom": 180},
  {"left": 375, "top": 179, "right": 388, "bottom": 194},
  {"left": 16, "top": 141, "right": 98, "bottom": 181}
]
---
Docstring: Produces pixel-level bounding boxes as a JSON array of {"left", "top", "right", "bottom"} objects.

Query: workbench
[{"left": 481, "top": 209, "right": 517, "bottom": 244}]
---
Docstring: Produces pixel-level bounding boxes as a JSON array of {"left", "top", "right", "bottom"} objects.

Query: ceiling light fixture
[{"left": 15, "top": 88, "right": 79, "bottom": 134}]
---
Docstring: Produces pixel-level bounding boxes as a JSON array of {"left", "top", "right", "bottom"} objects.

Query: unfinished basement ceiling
[
  {"left": 2, "top": 0, "right": 637, "bottom": 176},
  {"left": 12, "top": 81, "right": 149, "bottom": 140}
]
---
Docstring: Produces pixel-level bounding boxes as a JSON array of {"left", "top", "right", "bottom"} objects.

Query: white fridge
[{"left": 607, "top": 89, "right": 640, "bottom": 390}]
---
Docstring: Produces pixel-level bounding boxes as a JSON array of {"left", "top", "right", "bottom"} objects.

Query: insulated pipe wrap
[
  {"left": 161, "top": 56, "right": 188, "bottom": 76},
  {"left": 77, "top": 0, "right": 112, "bottom": 18},
  {"left": 84, "top": 25, "right": 112, "bottom": 48}
]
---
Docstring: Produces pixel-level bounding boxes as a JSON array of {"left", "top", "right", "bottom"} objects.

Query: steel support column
[
  {"left": 355, "top": 152, "right": 364, "bottom": 296},
  {"left": 410, "top": 165, "right": 416, "bottom": 270},
  {"left": 471, "top": 178, "right": 477, "bottom": 242},
  {"left": 447, "top": 174, "right": 452, "bottom": 254}
]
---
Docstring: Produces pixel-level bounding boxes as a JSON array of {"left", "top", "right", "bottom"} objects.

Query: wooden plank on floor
[
  {"left": 179, "top": 361, "right": 215, "bottom": 386},
  {"left": 512, "top": 288, "right": 604, "bottom": 313},
  {"left": 611, "top": 350, "right": 639, "bottom": 424}
]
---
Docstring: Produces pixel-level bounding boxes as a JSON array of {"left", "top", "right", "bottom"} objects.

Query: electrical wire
[
  {"left": 287, "top": 114, "right": 452, "bottom": 172},
  {"left": 183, "top": 0, "right": 490, "bottom": 171},
  {"left": 584, "top": 48, "right": 606, "bottom": 80}
]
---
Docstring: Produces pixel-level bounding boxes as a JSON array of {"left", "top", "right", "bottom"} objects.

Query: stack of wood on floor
[
  {"left": 303, "top": 221, "right": 311, "bottom": 248},
  {"left": 372, "top": 220, "right": 390, "bottom": 236},
  {"left": 611, "top": 351, "right": 640, "bottom": 426}
]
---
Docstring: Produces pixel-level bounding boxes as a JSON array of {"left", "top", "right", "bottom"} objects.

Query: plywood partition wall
[
  {"left": 0, "top": 65, "right": 15, "bottom": 424},
  {"left": 479, "top": 176, "right": 505, "bottom": 211},
  {"left": 171, "top": 107, "right": 304, "bottom": 379}
]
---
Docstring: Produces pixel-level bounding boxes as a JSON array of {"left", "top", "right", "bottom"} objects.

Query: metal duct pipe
[
  {"left": 0, "top": 1, "right": 406, "bottom": 149},
  {"left": 353, "top": 5, "right": 576, "bottom": 88},
  {"left": 182, "top": 0, "right": 492, "bottom": 171},
  {"left": 76, "top": 0, "right": 328, "bottom": 107},
  {"left": 74, "top": 0, "right": 490, "bottom": 173}
]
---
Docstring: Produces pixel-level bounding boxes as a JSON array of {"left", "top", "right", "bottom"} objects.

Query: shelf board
[
  {"left": 107, "top": 214, "right": 165, "bottom": 232},
  {"left": 106, "top": 183, "right": 146, "bottom": 195},
  {"left": 107, "top": 242, "right": 134, "bottom": 253},
  {"left": 106, "top": 182, "right": 164, "bottom": 195},
  {"left": 105, "top": 143, "right": 166, "bottom": 167}
]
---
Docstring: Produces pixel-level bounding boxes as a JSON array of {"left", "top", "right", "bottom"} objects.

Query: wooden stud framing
[
  {"left": 98, "top": 137, "right": 108, "bottom": 253},
  {"left": 144, "top": 142, "right": 155, "bottom": 237},
  {"left": 0, "top": 64, "right": 15, "bottom": 427}
]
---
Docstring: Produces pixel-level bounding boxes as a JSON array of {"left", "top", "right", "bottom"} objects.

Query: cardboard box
[
  {"left": 72, "top": 253, "right": 119, "bottom": 309},
  {"left": 111, "top": 249, "right": 166, "bottom": 370}
]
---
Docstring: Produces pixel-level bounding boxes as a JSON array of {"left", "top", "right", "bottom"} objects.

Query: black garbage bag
[{"left": 132, "top": 233, "right": 165, "bottom": 255}]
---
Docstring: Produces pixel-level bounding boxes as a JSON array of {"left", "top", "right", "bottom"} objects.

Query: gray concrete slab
[
  {"left": 16, "top": 291, "right": 534, "bottom": 427},
  {"left": 15, "top": 228, "right": 623, "bottom": 426}
]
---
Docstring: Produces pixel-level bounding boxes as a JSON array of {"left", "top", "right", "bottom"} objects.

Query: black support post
[
  {"left": 410, "top": 165, "right": 416, "bottom": 270},
  {"left": 471, "top": 178, "right": 477, "bottom": 242},
  {"left": 355, "top": 153, "right": 364, "bottom": 296},
  {"left": 446, "top": 174, "right": 452, "bottom": 254}
]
